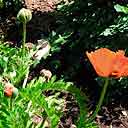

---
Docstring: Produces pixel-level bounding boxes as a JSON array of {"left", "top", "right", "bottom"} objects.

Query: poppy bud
[
  {"left": 17, "top": 8, "right": 32, "bottom": 23},
  {"left": 4, "top": 83, "right": 19, "bottom": 97},
  {"left": 4, "top": 83, "right": 14, "bottom": 97}
]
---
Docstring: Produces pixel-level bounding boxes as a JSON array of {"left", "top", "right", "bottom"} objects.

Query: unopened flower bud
[
  {"left": 17, "top": 8, "right": 32, "bottom": 23},
  {"left": 4, "top": 83, "right": 18, "bottom": 97},
  {"left": 4, "top": 83, "right": 14, "bottom": 97}
]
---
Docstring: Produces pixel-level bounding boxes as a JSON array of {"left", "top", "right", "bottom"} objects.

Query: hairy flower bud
[
  {"left": 4, "top": 83, "right": 18, "bottom": 97},
  {"left": 17, "top": 8, "right": 32, "bottom": 23},
  {"left": 4, "top": 83, "right": 14, "bottom": 97}
]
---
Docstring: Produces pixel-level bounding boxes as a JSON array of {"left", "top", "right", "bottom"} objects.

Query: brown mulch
[
  {"left": 25, "top": 0, "right": 58, "bottom": 12},
  {"left": 25, "top": 0, "right": 69, "bottom": 12},
  {"left": 96, "top": 104, "right": 128, "bottom": 128}
]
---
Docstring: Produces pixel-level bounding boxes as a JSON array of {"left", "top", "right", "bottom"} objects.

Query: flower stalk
[
  {"left": 88, "top": 78, "right": 109, "bottom": 123},
  {"left": 86, "top": 48, "right": 128, "bottom": 123},
  {"left": 22, "top": 22, "right": 26, "bottom": 55},
  {"left": 17, "top": 8, "right": 32, "bottom": 56}
]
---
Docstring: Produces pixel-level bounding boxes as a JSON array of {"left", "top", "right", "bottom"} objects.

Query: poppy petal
[{"left": 86, "top": 48, "right": 116, "bottom": 77}]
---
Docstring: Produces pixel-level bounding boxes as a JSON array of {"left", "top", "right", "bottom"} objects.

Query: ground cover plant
[{"left": 0, "top": 0, "right": 128, "bottom": 128}]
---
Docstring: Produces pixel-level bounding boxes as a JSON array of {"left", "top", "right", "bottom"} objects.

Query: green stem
[
  {"left": 9, "top": 98, "right": 13, "bottom": 110},
  {"left": 22, "top": 22, "right": 26, "bottom": 56},
  {"left": 88, "top": 78, "right": 109, "bottom": 122}
]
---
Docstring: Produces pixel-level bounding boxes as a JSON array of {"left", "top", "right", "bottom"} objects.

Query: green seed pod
[
  {"left": 17, "top": 8, "right": 32, "bottom": 23},
  {"left": 12, "top": 87, "right": 19, "bottom": 97}
]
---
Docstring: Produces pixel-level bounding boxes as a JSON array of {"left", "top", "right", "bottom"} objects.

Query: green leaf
[
  {"left": 26, "top": 77, "right": 89, "bottom": 127},
  {"left": 114, "top": 4, "right": 128, "bottom": 14}
]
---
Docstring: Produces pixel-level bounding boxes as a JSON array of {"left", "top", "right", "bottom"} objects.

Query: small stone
[
  {"left": 122, "top": 111, "right": 127, "bottom": 117},
  {"left": 40, "top": 69, "right": 52, "bottom": 81}
]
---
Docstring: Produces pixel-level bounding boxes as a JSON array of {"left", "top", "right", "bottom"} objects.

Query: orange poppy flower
[{"left": 86, "top": 48, "right": 128, "bottom": 78}]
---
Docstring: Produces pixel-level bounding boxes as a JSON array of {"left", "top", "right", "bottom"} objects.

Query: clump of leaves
[
  {"left": 0, "top": 42, "right": 32, "bottom": 86},
  {"left": 0, "top": 75, "right": 97, "bottom": 128},
  {"left": 0, "top": 40, "right": 97, "bottom": 127}
]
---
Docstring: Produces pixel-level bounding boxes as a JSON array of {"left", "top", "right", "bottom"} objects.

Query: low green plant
[
  {"left": 0, "top": 40, "right": 98, "bottom": 127},
  {"left": 0, "top": 42, "right": 32, "bottom": 86},
  {"left": 0, "top": 74, "right": 97, "bottom": 128},
  {"left": 23, "top": 76, "right": 89, "bottom": 128},
  {"left": 100, "top": 4, "right": 128, "bottom": 37}
]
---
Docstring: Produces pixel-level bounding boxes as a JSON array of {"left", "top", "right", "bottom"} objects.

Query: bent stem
[
  {"left": 22, "top": 22, "right": 26, "bottom": 56},
  {"left": 88, "top": 78, "right": 109, "bottom": 123}
]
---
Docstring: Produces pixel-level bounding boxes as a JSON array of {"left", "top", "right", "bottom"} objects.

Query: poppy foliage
[{"left": 86, "top": 48, "right": 128, "bottom": 78}]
